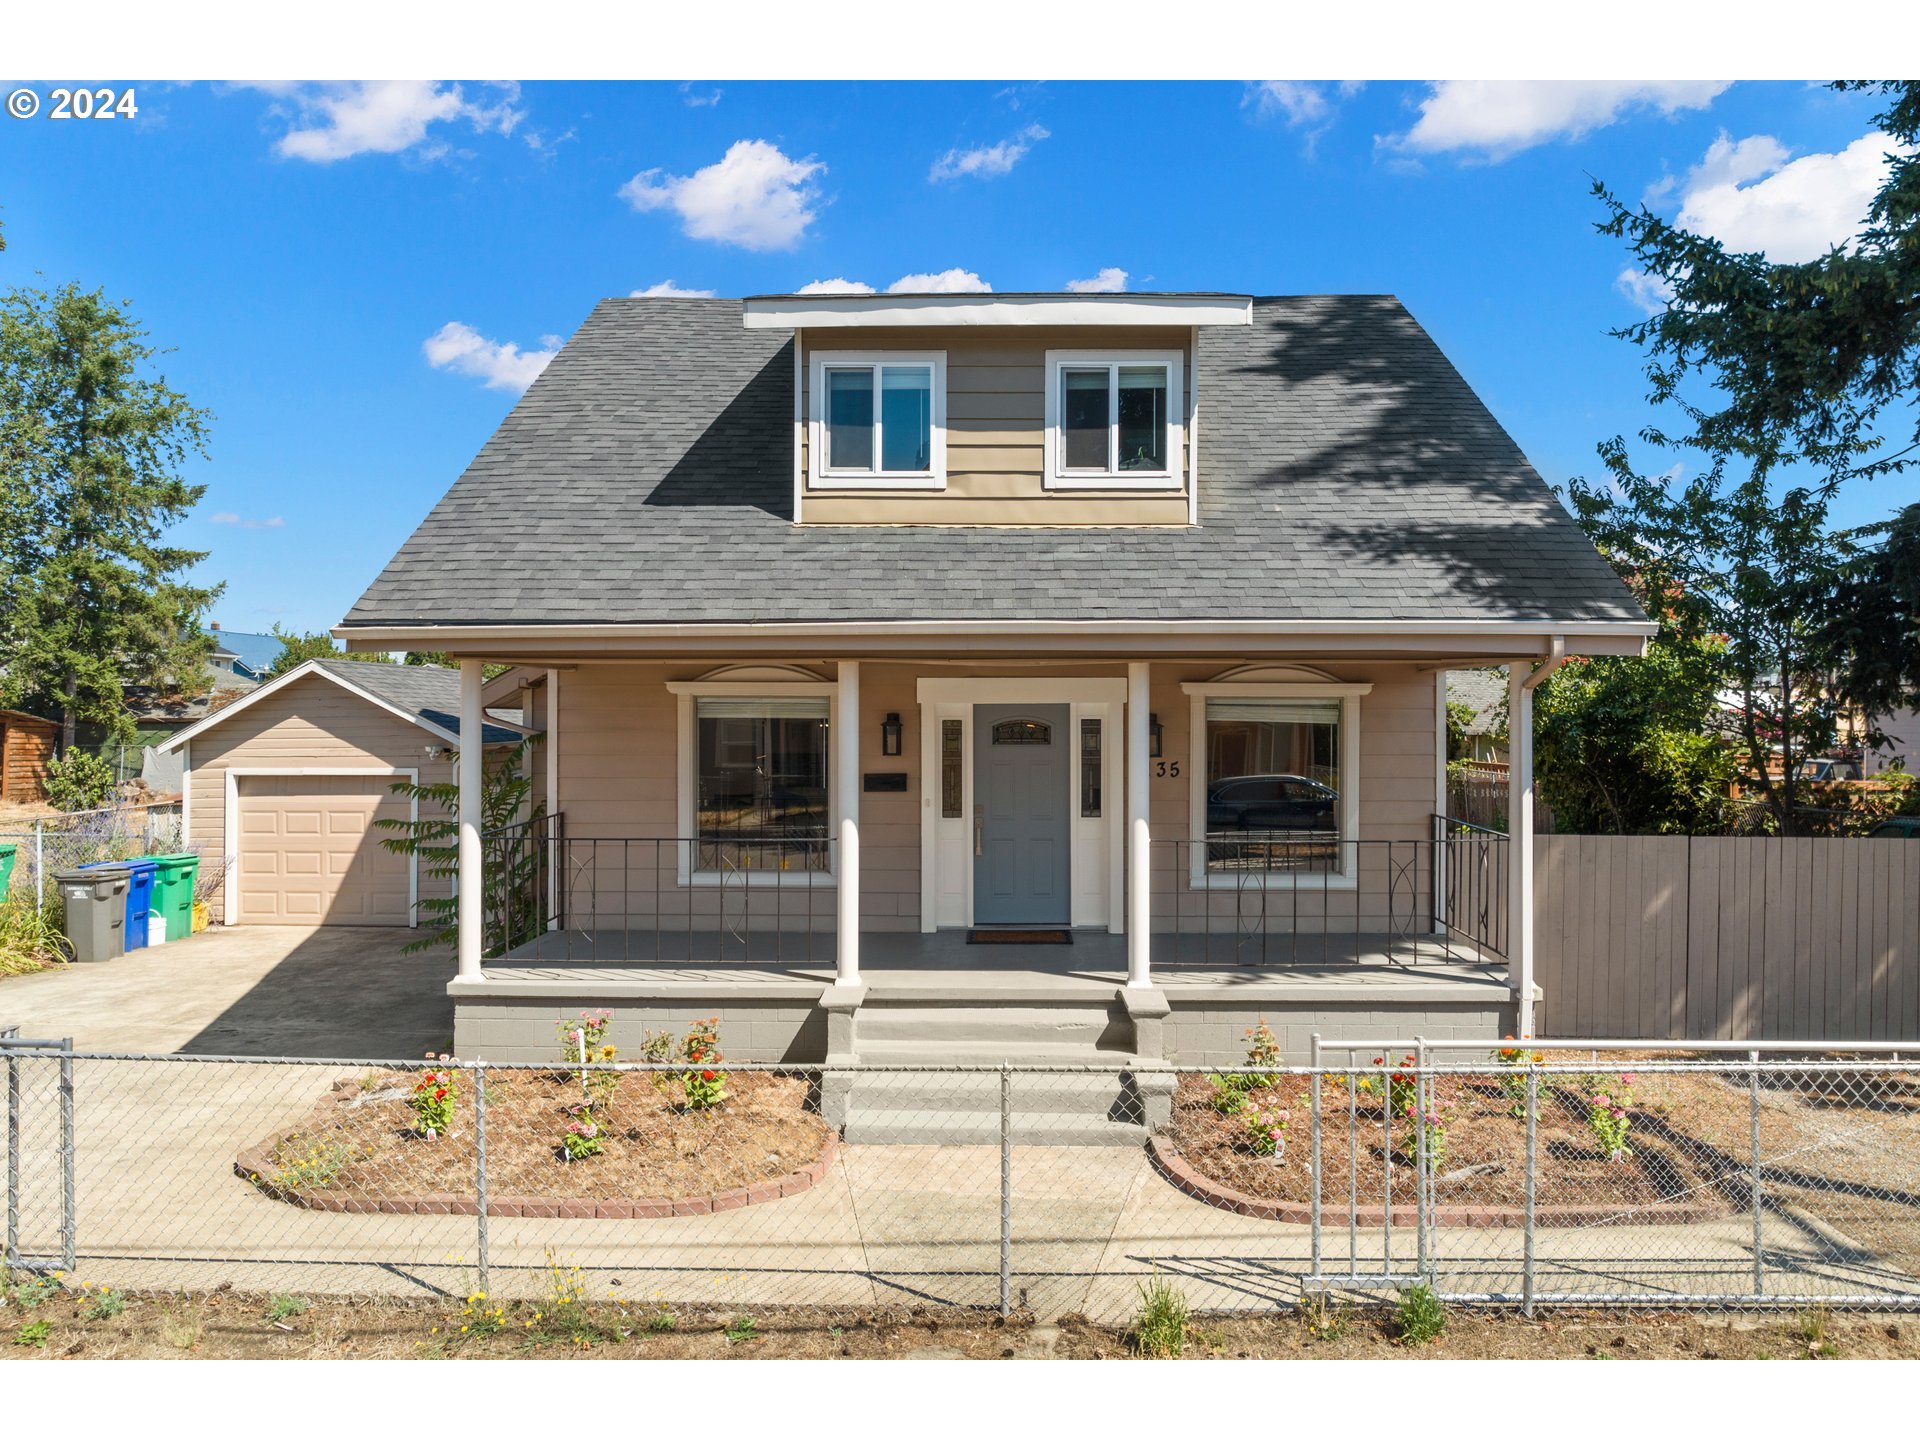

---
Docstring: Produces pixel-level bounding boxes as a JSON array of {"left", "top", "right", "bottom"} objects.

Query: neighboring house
[
  {"left": 334, "top": 292, "right": 1652, "bottom": 1090},
  {"left": 1445, "top": 669, "right": 1509, "bottom": 766},
  {"left": 153, "top": 658, "right": 523, "bottom": 927},
  {"left": 205, "top": 624, "right": 283, "bottom": 683},
  {"left": 0, "top": 709, "right": 58, "bottom": 806},
  {"left": 1867, "top": 706, "right": 1917, "bottom": 776}
]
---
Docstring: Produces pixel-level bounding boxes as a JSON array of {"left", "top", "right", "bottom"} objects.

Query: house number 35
[{"left": 1154, "top": 760, "right": 1181, "bottom": 779}]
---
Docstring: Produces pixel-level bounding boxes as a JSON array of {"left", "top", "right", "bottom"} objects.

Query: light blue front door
[{"left": 973, "top": 703, "right": 1071, "bottom": 925}]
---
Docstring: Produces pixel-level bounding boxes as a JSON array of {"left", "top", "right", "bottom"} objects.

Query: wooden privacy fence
[{"left": 1535, "top": 835, "right": 1920, "bottom": 1041}]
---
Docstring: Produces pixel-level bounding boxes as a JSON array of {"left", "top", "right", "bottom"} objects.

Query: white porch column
[
  {"left": 836, "top": 660, "right": 861, "bottom": 984},
  {"left": 1507, "top": 662, "right": 1535, "bottom": 1035},
  {"left": 544, "top": 668, "right": 560, "bottom": 929},
  {"left": 1126, "top": 661, "right": 1152, "bottom": 988},
  {"left": 457, "top": 658, "right": 484, "bottom": 984}
]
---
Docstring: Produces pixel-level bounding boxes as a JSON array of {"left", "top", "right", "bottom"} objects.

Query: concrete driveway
[{"left": 0, "top": 925, "right": 454, "bottom": 1058}]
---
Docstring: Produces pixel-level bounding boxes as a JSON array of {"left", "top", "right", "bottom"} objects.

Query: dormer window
[
  {"left": 1044, "top": 350, "right": 1185, "bottom": 490},
  {"left": 809, "top": 350, "right": 947, "bottom": 489}
]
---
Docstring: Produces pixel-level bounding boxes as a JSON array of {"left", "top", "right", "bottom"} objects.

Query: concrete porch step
[
  {"left": 855, "top": 1039, "right": 1132, "bottom": 1066},
  {"left": 856, "top": 1002, "right": 1126, "bottom": 1054},
  {"left": 839, "top": 1066, "right": 1154, "bottom": 1146},
  {"left": 843, "top": 1113, "right": 1152, "bottom": 1147}
]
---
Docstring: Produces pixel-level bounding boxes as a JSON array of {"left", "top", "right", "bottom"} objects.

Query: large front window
[
  {"left": 1202, "top": 697, "right": 1343, "bottom": 873},
  {"left": 1045, "top": 350, "right": 1183, "bottom": 488},
  {"left": 694, "top": 697, "right": 830, "bottom": 872},
  {"left": 812, "top": 351, "right": 945, "bottom": 488}
]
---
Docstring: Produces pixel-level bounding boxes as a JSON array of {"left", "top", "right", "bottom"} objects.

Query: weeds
[
  {"left": 725, "top": 1314, "right": 759, "bottom": 1345},
  {"left": 265, "top": 1293, "right": 310, "bottom": 1322},
  {"left": 160, "top": 1309, "right": 201, "bottom": 1352},
  {"left": 1300, "top": 1290, "right": 1348, "bottom": 1344},
  {"left": 82, "top": 1286, "right": 126, "bottom": 1321},
  {"left": 1396, "top": 1284, "right": 1446, "bottom": 1346},
  {"left": 1129, "top": 1273, "right": 1191, "bottom": 1358},
  {"left": 1798, "top": 1304, "right": 1839, "bottom": 1359},
  {"left": 0, "top": 892, "right": 70, "bottom": 976},
  {"left": 14, "top": 1319, "right": 50, "bottom": 1347},
  {"left": 7, "top": 1272, "right": 64, "bottom": 1308},
  {"left": 646, "top": 1307, "right": 678, "bottom": 1333}
]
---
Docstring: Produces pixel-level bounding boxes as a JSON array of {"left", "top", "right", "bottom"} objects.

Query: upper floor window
[
  {"left": 809, "top": 351, "right": 946, "bottom": 490},
  {"left": 1043, "top": 349, "right": 1185, "bottom": 490}
]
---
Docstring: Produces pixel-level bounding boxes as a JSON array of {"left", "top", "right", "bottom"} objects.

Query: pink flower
[{"left": 1620, "top": 1072, "right": 1637, "bottom": 1085}]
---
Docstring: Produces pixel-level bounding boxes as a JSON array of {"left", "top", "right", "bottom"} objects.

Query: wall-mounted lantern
[
  {"left": 881, "top": 712, "right": 903, "bottom": 757},
  {"left": 1149, "top": 713, "right": 1163, "bottom": 758}
]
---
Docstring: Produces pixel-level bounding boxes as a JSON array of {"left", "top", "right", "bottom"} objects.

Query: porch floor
[{"left": 488, "top": 927, "right": 1507, "bottom": 997}]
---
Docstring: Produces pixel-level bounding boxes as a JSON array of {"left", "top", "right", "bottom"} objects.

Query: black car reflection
[{"left": 1205, "top": 774, "right": 1338, "bottom": 832}]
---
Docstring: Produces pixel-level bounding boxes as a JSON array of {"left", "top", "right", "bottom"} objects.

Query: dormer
[{"left": 743, "top": 292, "right": 1252, "bottom": 526}]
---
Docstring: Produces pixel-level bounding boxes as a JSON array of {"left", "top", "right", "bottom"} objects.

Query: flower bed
[
  {"left": 1157, "top": 1055, "right": 1761, "bottom": 1228},
  {"left": 237, "top": 1064, "right": 836, "bottom": 1218}
]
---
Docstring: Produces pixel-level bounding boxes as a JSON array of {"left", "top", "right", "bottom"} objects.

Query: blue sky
[{"left": 0, "top": 79, "right": 1905, "bottom": 635}]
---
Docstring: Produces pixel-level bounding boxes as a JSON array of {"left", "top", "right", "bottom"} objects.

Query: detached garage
[{"left": 155, "top": 659, "right": 525, "bottom": 927}]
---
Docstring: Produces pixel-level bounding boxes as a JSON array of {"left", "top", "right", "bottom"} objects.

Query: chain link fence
[
  {"left": 1, "top": 803, "right": 225, "bottom": 909},
  {"left": 2, "top": 1039, "right": 1915, "bottom": 1321}
]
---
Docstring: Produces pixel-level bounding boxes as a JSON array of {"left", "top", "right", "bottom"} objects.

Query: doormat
[{"left": 965, "top": 928, "right": 1072, "bottom": 945}]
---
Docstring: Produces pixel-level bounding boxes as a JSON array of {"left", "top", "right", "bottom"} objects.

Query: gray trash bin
[{"left": 55, "top": 865, "right": 131, "bottom": 963}]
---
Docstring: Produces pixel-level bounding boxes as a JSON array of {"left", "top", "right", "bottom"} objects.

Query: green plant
[
  {"left": 1396, "top": 1283, "right": 1446, "bottom": 1346},
  {"left": 1243, "top": 1019, "right": 1282, "bottom": 1080},
  {"left": 639, "top": 1029, "right": 678, "bottom": 1095},
  {"left": 724, "top": 1313, "right": 759, "bottom": 1345},
  {"left": 265, "top": 1293, "right": 309, "bottom": 1322},
  {"left": 557, "top": 1008, "right": 612, "bottom": 1069},
  {"left": 1242, "top": 1102, "right": 1290, "bottom": 1158},
  {"left": 1401, "top": 1095, "right": 1456, "bottom": 1174},
  {"left": 646, "top": 1307, "right": 678, "bottom": 1333},
  {"left": 1586, "top": 1074, "right": 1636, "bottom": 1160},
  {"left": 9, "top": 1272, "right": 63, "bottom": 1308},
  {"left": 409, "top": 1057, "right": 457, "bottom": 1138},
  {"left": 1129, "top": 1272, "right": 1190, "bottom": 1358},
  {"left": 1797, "top": 1303, "right": 1839, "bottom": 1359},
  {"left": 680, "top": 1016, "right": 728, "bottom": 1110},
  {"left": 43, "top": 749, "right": 116, "bottom": 810},
  {"left": 455, "top": 1289, "right": 508, "bottom": 1341},
  {"left": 81, "top": 1285, "right": 126, "bottom": 1320},
  {"left": 562, "top": 1107, "right": 605, "bottom": 1161},
  {"left": 1206, "top": 1072, "right": 1253, "bottom": 1113},
  {"left": 377, "top": 735, "right": 544, "bottom": 956},
  {"left": 261, "top": 1135, "right": 358, "bottom": 1192},
  {"left": 1300, "top": 1290, "right": 1347, "bottom": 1343},
  {"left": 14, "top": 1318, "right": 50, "bottom": 1347},
  {"left": 1493, "top": 1038, "right": 1542, "bottom": 1116},
  {"left": 0, "top": 892, "right": 72, "bottom": 977}
]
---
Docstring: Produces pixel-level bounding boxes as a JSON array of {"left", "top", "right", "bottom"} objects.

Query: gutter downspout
[{"left": 1509, "top": 636, "right": 1568, "bottom": 1037}]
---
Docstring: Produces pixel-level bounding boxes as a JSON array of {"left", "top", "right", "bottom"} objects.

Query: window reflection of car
[
  {"left": 1206, "top": 774, "right": 1338, "bottom": 832},
  {"left": 1796, "top": 758, "right": 1863, "bottom": 782}
]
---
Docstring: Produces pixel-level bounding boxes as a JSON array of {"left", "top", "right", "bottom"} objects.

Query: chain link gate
[{"left": 2, "top": 1031, "right": 76, "bottom": 1275}]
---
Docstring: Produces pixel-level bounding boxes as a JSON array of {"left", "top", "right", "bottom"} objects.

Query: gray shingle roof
[
  {"left": 343, "top": 295, "right": 1644, "bottom": 629},
  {"left": 310, "top": 659, "right": 523, "bottom": 744}
]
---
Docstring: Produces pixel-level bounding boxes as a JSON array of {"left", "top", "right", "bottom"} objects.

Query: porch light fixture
[
  {"left": 1149, "top": 713, "right": 1163, "bottom": 758},
  {"left": 881, "top": 712, "right": 903, "bottom": 757}
]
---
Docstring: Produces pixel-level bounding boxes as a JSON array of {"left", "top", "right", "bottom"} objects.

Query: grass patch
[
  {"left": 265, "top": 1293, "right": 310, "bottom": 1322},
  {"left": 0, "top": 892, "right": 69, "bottom": 979},
  {"left": 1129, "top": 1273, "right": 1191, "bottom": 1359},
  {"left": 1396, "top": 1284, "right": 1446, "bottom": 1346}
]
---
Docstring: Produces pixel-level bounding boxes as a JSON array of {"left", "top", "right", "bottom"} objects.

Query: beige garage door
[{"left": 235, "top": 775, "right": 411, "bottom": 926}]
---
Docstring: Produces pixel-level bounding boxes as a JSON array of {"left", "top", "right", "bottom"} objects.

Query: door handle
[{"left": 974, "top": 808, "right": 985, "bottom": 857}]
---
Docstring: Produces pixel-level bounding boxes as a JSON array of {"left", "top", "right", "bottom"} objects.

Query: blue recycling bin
[{"left": 82, "top": 858, "right": 159, "bottom": 952}]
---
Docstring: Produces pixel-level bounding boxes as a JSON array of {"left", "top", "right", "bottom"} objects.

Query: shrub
[
  {"left": 409, "top": 1057, "right": 458, "bottom": 1138},
  {"left": 43, "top": 749, "right": 115, "bottom": 810},
  {"left": 1396, "top": 1283, "right": 1446, "bottom": 1345},
  {"left": 0, "top": 892, "right": 71, "bottom": 977},
  {"left": 1130, "top": 1273, "right": 1191, "bottom": 1358}
]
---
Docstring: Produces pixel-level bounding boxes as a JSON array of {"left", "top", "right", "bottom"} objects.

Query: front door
[{"left": 972, "top": 703, "right": 1071, "bottom": 925}]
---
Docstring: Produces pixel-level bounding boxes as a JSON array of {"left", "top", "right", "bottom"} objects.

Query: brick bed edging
[
  {"left": 233, "top": 1081, "right": 840, "bottom": 1219},
  {"left": 1147, "top": 1135, "right": 1731, "bottom": 1229}
]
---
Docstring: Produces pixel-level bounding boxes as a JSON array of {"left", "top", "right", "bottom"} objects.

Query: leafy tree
[
  {"left": 41, "top": 749, "right": 116, "bottom": 811},
  {"left": 262, "top": 624, "right": 393, "bottom": 679},
  {"left": 1534, "top": 609, "right": 1738, "bottom": 835},
  {"left": 1817, "top": 502, "right": 1920, "bottom": 739},
  {"left": 377, "top": 737, "right": 544, "bottom": 956},
  {"left": 0, "top": 284, "right": 218, "bottom": 749}
]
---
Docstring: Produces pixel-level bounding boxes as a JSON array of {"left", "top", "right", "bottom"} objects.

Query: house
[
  {"left": 334, "top": 291, "right": 1652, "bottom": 1100},
  {"left": 0, "top": 709, "right": 58, "bottom": 807},
  {"left": 152, "top": 658, "right": 523, "bottom": 927},
  {"left": 1869, "top": 707, "right": 1918, "bottom": 775},
  {"left": 1445, "top": 668, "right": 1509, "bottom": 765}
]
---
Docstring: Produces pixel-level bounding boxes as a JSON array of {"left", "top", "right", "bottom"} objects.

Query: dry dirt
[
  {"left": 4, "top": 1287, "right": 1917, "bottom": 1360},
  {"left": 251, "top": 1067, "right": 832, "bottom": 1201}
]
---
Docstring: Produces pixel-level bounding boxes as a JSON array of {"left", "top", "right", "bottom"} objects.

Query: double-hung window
[
  {"left": 1044, "top": 350, "right": 1185, "bottom": 489},
  {"left": 810, "top": 351, "right": 946, "bottom": 489}
]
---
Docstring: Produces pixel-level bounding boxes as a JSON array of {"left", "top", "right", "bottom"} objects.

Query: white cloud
[
  {"left": 208, "top": 512, "right": 285, "bottom": 530},
  {"left": 680, "top": 83, "right": 723, "bottom": 108},
  {"left": 929, "top": 124, "right": 1049, "bottom": 182},
  {"left": 794, "top": 277, "right": 877, "bottom": 295},
  {"left": 422, "top": 321, "right": 560, "bottom": 392},
  {"left": 1614, "top": 267, "right": 1676, "bottom": 316},
  {"left": 255, "top": 81, "right": 525, "bottom": 163},
  {"left": 1672, "top": 130, "right": 1906, "bottom": 263},
  {"left": 1385, "top": 81, "right": 1730, "bottom": 161},
  {"left": 887, "top": 269, "right": 992, "bottom": 294},
  {"left": 1066, "top": 267, "right": 1129, "bottom": 293},
  {"left": 630, "top": 280, "right": 717, "bottom": 298},
  {"left": 619, "top": 139, "right": 824, "bottom": 251}
]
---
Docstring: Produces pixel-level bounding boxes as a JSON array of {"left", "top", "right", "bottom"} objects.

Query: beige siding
[
  {"left": 550, "top": 660, "right": 1439, "bottom": 935},
  {"left": 185, "top": 673, "right": 456, "bottom": 921},
  {"left": 800, "top": 326, "right": 1193, "bottom": 527}
]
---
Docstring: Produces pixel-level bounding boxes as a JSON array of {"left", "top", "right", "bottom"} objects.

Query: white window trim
[
  {"left": 807, "top": 350, "right": 947, "bottom": 490},
  {"left": 1181, "top": 681, "right": 1371, "bottom": 890},
  {"left": 666, "top": 680, "right": 840, "bottom": 887},
  {"left": 1043, "top": 348, "right": 1186, "bottom": 491}
]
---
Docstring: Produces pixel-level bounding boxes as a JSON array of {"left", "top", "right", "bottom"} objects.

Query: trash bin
[
  {"left": 0, "top": 841, "right": 15, "bottom": 897},
  {"left": 82, "top": 858, "right": 158, "bottom": 951},
  {"left": 140, "top": 853, "right": 199, "bottom": 945},
  {"left": 56, "top": 865, "right": 131, "bottom": 963}
]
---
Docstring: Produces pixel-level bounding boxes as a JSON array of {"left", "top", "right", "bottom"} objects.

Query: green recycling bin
[
  {"left": 0, "top": 841, "right": 15, "bottom": 897},
  {"left": 141, "top": 853, "right": 200, "bottom": 945}
]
